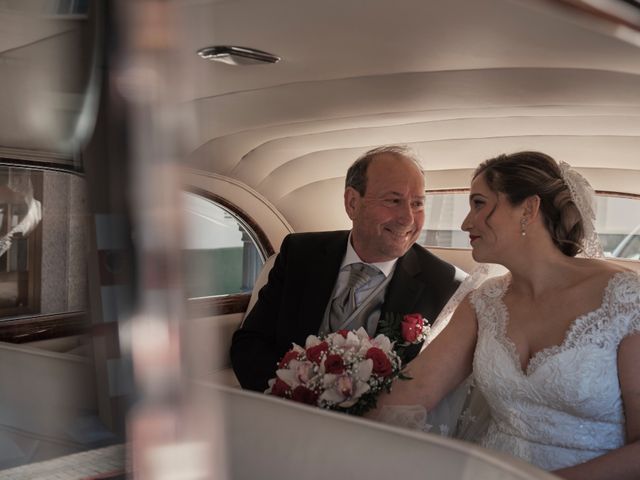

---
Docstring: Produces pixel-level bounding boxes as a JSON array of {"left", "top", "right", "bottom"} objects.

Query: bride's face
[{"left": 461, "top": 173, "right": 523, "bottom": 263}]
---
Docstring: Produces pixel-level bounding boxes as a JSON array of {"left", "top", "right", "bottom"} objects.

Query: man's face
[{"left": 346, "top": 154, "right": 425, "bottom": 263}]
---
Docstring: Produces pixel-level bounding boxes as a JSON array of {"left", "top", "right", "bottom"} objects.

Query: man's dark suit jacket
[{"left": 230, "top": 230, "right": 465, "bottom": 392}]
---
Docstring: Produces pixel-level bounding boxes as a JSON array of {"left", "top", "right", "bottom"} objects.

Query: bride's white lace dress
[{"left": 470, "top": 270, "right": 640, "bottom": 470}]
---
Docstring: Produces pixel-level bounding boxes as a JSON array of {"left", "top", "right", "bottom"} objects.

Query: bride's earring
[{"left": 520, "top": 218, "right": 527, "bottom": 236}]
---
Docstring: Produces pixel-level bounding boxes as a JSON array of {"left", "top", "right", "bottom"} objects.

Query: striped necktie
[{"left": 329, "top": 262, "right": 380, "bottom": 331}]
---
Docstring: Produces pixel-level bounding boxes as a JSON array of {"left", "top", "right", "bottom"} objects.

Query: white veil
[{"left": 558, "top": 161, "right": 604, "bottom": 259}]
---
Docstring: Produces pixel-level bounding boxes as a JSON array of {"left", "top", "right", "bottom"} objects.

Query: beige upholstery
[
  {"left": 193, "top": 383, "right": 558, "bottom": 480},
  {"left": 427, "top": 247, "right": 478, "bottom": 273},
  {"left": 202, "top": 254, "right": 277, "bottom": 387}
]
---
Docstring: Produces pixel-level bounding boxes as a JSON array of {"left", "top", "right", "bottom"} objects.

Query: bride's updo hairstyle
[{"left": 474, "top": 151, "right": 585, "bottom": 257}]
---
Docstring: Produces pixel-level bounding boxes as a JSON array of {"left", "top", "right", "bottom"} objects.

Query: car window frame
[{"left": 184, "top": 187, "right": 275, "bottom": 318}]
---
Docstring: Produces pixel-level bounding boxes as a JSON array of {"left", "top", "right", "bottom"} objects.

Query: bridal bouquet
[{"left": 266, "top": 328, "right": 404, "bottom": 415}]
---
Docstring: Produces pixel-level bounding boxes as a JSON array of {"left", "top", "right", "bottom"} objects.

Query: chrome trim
[{"left": 197, "top": 46, "right": 281, "bottom": 65}]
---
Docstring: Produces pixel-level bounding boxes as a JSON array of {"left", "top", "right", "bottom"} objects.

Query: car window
[
  {"left": 421, "top": 192, "right": 470, "bottom": 248},
  {"left": 595, "top": 196, "right": 640, "bottom": 259},
  {"left": 182, "top": 192, "right": 265, "bottom": 298},
  {"left": 422, "top": 191, "right": 640, "bottom": 260}
]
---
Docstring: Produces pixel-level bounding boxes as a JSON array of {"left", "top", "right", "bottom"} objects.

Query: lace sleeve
[
  {"left": 375, "top": 405, "right": 429, "bottom": 432},
  {"left": 613, "top": 272, "right": 640, "bottom": 338},
  {"left": 373, "top": 379, "right": 473, "bottom": 437}
]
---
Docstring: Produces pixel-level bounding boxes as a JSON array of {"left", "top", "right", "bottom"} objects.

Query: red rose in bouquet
[
  {"left": 270, "top": 378, "right": 290, "bottom": 398},
  {"left": 365, "top": 347, "right": 393, "bottom": 377},
  {"left": 278, "top": 350, "right": 301, "bottom": 369},
  {"left": 306, "top": 341, "right": 329, "bottom": 363},
  {"left": 291, "top": 385, "right": 319, "bottom": 405},
  {"left": 324, "top": 354, "right": 345, "bottom": 374}
]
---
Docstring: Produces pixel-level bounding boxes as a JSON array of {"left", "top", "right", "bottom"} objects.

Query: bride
[{"left": 371, "top": 151, "right": 640, "bottom": 479}]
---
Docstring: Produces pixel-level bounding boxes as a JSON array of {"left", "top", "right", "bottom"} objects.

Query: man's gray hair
[{"left": 345, "top": 145, "right": 423, "bottom": 195}]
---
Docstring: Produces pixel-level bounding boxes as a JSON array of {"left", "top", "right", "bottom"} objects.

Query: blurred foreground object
[{"left": 0, "top": 0, "right": 101, "bottom": 162}]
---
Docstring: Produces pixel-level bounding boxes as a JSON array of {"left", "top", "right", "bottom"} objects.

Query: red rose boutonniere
[{"left": 377, "top": 312, "right": 430, "bottom": 364}]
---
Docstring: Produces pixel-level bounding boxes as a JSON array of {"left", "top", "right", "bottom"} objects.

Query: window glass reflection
[{"left": 0, "top": 167, "right": 87, "bottom": 320}]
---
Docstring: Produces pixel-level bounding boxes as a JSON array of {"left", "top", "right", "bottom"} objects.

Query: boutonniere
[{"left": 377, "top": 312, "right": 430, "bottom": 360}]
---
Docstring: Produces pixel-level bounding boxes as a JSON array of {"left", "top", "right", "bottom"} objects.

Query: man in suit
[{"left": 231, "top": 145, "right": 465, "bottom": 392}]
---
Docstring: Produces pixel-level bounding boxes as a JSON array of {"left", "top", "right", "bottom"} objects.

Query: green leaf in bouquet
[{"left": 377, "top": 311, "right": 404, "bottom": 344}]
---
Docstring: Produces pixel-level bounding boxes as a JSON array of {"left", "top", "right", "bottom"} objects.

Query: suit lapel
[
  {"left": 300, "top": 232, "right": 348, "bottom": 335},
  {"left": 382, "top": 248, "right": 425, "bottom": 317}
]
